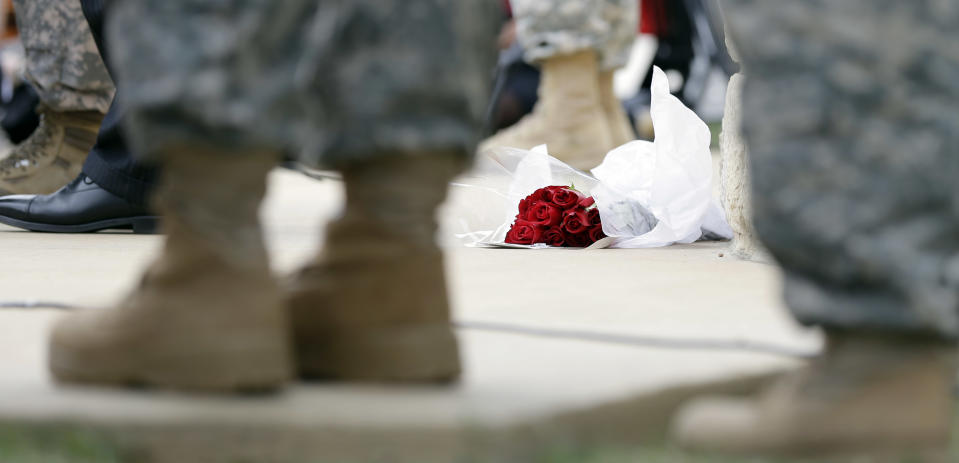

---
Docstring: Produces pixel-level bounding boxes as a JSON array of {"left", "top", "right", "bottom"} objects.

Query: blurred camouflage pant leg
[
  {"left": 724, "top": 0, "right": 959, "bottom": 338},
  {"left": 13, "top": 0, "right": 114, "bottom": 113},
  {"left": 511, "top": 0, "right": 637, "bottom": 70},
  {"left": 106, "top": 0, "right": 498, "bottom": 167}
]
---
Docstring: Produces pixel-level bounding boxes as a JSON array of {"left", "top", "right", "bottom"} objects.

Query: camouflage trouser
[
  {"left": 13, "top": 0, "right": 114, "bottom": 113},
  {"left": 106, "top": 0, "right": 498, "bottom": 168},
  {"left": 724, "top": 0, "right": 959, "bottom": 339},
  {"left": 512, "top": 0, "right": 637, "bottom": 70}
]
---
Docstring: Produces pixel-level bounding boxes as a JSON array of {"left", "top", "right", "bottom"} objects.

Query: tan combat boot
[
  {"left": 479, "top": 50, "right": 614, "bottom": 170},
  {"left": 598, "top": 70, "right": 635, "bottom": 147},
  {"left": 672, "top": 331, "right": 957, "bottom": 459},
  {"left": 0, "top": 106, "right": 102, "bottom": 195},
  {"left": 286, "top": 153, "right": 462, "bottom": 382},
  {"left": 49, "top": 149, "right": 292, "bottom": 392}
]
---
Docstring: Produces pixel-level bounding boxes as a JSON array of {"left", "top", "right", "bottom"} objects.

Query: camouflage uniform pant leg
[
  {"left": 13, "top": 0, "right": 114, "bottom": 113},
  {"left": 512, "top": 0, "right": 637, "bottom": 70},
  {"left": 107, "top": 0, "right": 498, "bottom": 167},
  {"left": 723, "top": 0, "right": 959, "bottom": 338}
]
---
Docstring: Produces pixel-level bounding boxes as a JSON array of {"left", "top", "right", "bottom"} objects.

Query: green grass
[
  {"left": 1, "top": 406, "right": 957, "bottom": 462},
  {"left": 534, "top": 445, "right": 944, "bottom": 463},
  {"left": 0, "top": 426, "right": 121, "bottom": 463}
]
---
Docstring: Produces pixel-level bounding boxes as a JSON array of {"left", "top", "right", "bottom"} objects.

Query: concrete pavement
[{"left": 0, "top": 169, "right": 820, "bottom": 462}]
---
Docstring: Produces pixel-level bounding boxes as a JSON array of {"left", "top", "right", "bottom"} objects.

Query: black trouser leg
[{"left": 79, "top": 0, "right": 159, "bottom": 208}]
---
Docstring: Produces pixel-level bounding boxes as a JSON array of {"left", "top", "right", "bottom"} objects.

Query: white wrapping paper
[{"left": 450, "top": 66, "right": 732, "bottom": 249}]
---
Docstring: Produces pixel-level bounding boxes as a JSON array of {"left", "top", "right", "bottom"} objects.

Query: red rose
[
  {"left": 578, "top": 196, "right": 595, "bottom": 208},
  {"left": 550, "top": 188, "right": 587, "bottom": 209},
  {"left": 587, "top": 207, "right": 602, "bottom": 226},
  {"left": 564, "top": 231, "right": 589, "bottom": 247},
  {"left": 543, "top": 227, "right": 566, "bottom": 247},
  {"left": 562, "top": 209, "right": 590, "bottom": 234},
  {"left": 505, "top": 220, "right": 545, "bottom": 245},
  {"left": 517, "top": 196, "right": 534, "bottom": 219},
  {"left": 531, "top": 186, "right": 559, "bottom": 203},
  {"left": 525, "top": 201, "right": 563, "bottom": 226},
  {"left": 588, "top": 224, "right": 606, "bottom": 243}
]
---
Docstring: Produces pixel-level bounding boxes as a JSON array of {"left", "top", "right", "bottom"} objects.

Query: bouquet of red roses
[{"left": 505, "top": 185, "right": 605, "bottom": 247}]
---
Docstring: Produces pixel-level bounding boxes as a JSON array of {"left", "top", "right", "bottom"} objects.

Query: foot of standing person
[
  {"left": 0, "top": 174, "right": 158, "bottom": 233},
  {"left": 47, "top": 149, "right": 292, "bottom": 392},
  {"left": 0, "top": 106, "right": 103, "bottom": 195},
  {"left": 286, "top": 152, "right": 464, "bottom": 383},
  {"left": 672, "top": 331, "right": 956, "bottom": 459},
  {"left": 479, "top": 50, "right": 615, "bottom": 171}
]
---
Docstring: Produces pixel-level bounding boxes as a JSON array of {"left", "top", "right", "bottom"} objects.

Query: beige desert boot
[
  {"left": 49, "top": 149, "right": 292, "bottom": 392},
  {"left": 286, "top": 152, "right": 463, "bottom": 382},
  {"left": 672, "top": 331, "right": 956, "bottom": 460},
  {"left": 479, "top": 50, "right": 615, "bottom": 170},
  {"left": 598, "top": 70, "right": 635, "bottom": 147},
  {"left": 0, "top": 106, "right": 102, "bottom": 195}
]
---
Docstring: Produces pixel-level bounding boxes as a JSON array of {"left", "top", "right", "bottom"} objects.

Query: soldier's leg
[
  {"left": 78, "top": 0, "right": 158, "bottom": 212},
  {"left": 597, "top": 0, "right": 638, "bottom": 146},
  {"left": 0, "top": 0, "right": 113, "bottom": 194},
  {"left": 673, "top": 0, "right": 959, "bottom": 456},
  {"left": 13, "top": 0, "right": 113, "bottom": 114},
  {"left": 49, "top": 0, "right": 497, "bottom": 390},
  {"left": 284, "top": 1, "right": 498, "bottom": 382},
  {"left": 48, "top": 0, "right": 311, "bottom": 391},
  {"left": 480, "top": 0, "right": 637, "bottom": 169}
]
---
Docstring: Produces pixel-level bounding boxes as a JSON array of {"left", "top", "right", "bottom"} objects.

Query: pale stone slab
[{"left": 0, "top": 168, "right": 818, "bottom": 462}]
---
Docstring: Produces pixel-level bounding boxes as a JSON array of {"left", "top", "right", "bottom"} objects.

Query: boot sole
[
  {"left": 0, "top": 214, "right": 160, "bottom": 234},
  {"left": 50, "top": 342, "right": 292, "bottom": 393},
  {"left": 297, "top": 323, "right": 461, "bottom": 383}
]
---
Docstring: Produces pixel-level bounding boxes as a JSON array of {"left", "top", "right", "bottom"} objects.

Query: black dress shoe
[{"left": 0, "top": 175, "right": 159, "bottom": 233}]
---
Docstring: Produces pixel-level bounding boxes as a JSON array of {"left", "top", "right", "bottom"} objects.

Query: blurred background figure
[
  {"left": 0, "top": 0, "right": 159, "bottom": 233},
  {"left": 479, "top": 0, "right": 638, "bottom": 170},
  {"left": 484, "top": 0, "right": 540, "bottom": 135},
  {"left": 47, "top": 1, "right": 497, "bottom": 391},
  {"left": 482, "top": 0, "right": 735, "bottom": 170},
  {"left": 627, "top": 0, "right": 735, "bottom": 114},
  {"left": 673, "top": 0, "right": 959, "bottom": 458},
  {"left": 0, "top": 0, "right": 110, "bottom": 195},
  {"left": 620, "top": 0, "right": 735, "bottom": 139}
]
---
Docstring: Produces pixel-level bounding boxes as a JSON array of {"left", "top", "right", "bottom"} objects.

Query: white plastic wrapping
[
  {"left": 448, "top": 66, "right": 732, "bottom": 249},
  {"left": 592, "top": 66, "right": 732, "bottom": 247}
]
